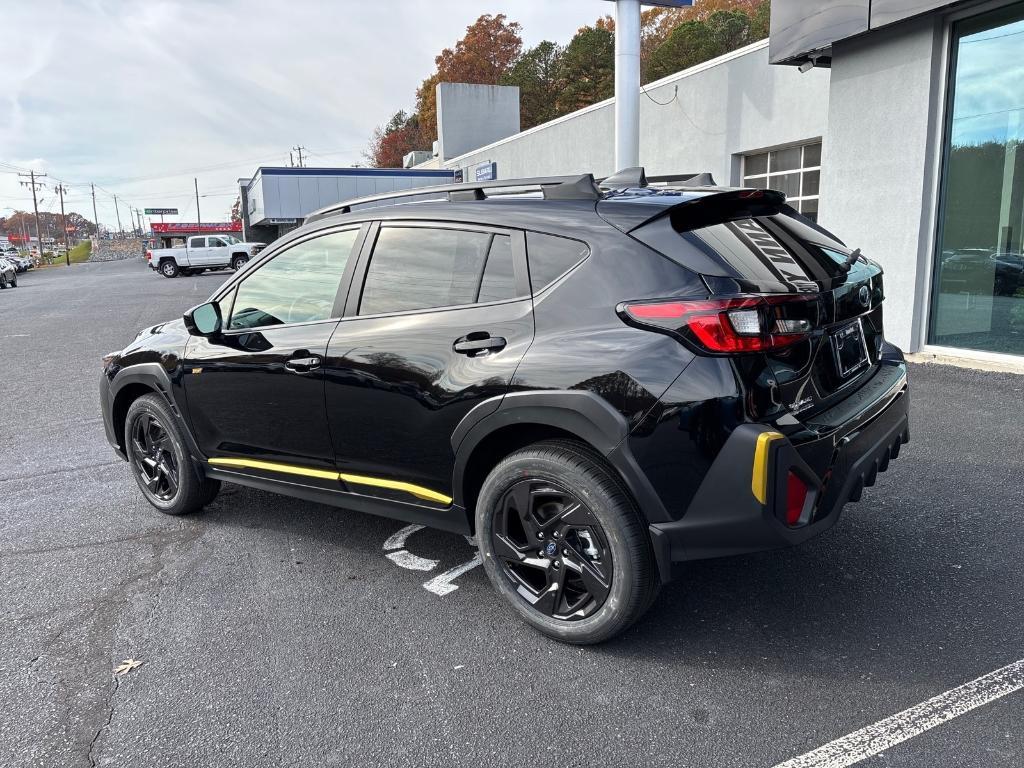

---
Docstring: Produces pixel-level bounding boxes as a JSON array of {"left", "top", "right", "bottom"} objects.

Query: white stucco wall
[
  {"left": 445, "top": 41, "right": 830, "bottom": 186},
  {"left": 818, "top": 15, "right": 946, "bottom": 351}
]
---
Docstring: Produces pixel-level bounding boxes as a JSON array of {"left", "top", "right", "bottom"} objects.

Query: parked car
[
  {"left": 6, "top": 253, "right": 33, "bottom": 272},
  {"left": 991, "top": 251, "right": 1024, "bottom": 296},
  {"left": 146, "top": 234, "right": 265, "bottom": 277},
  {"left": 0, "top": 257, "right": 18, "bottom": 288},
  {"left": 100, "top": 171, "right": 909, "bottom": 644}
]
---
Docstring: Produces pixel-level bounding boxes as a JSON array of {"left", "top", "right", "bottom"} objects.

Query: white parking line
[
  {"left": 422, "top": 554, "right": 483, "bottom": 596},
  {"left": 772, "top": 658, "right": 1024, "bottom": 768}
]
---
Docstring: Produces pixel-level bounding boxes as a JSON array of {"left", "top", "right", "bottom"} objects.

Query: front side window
[
  {"left": 360, "top": 226, "right": 513, "bottom": 316},
  {"left": 929, "top": 6, "right": 1024, "bottom": 356},
  {"left": 208, "top": 237, "right": 226, "bottom": 248},
  {"left": 228, "top": 228, "right": 360, "bottom": 330}
]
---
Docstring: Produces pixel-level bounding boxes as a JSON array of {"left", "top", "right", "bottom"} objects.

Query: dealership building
[{"left": 240, "top": 0, "right": 1023, "bottom": 365}]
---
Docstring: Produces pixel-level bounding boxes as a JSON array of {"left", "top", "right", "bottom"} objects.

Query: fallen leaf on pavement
[{"left": 114, "top": 659, "right": 143, "bottom": 676}]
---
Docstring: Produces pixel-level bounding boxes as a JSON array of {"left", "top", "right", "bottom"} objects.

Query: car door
[
  {"left": 205, "top": 236, "right": 229, "bottom": 268},
  {"left": 186, "top": 236, "right": 207, "bottom": 267},
  {"left": 323, "top": 221, "right": 534, "bottom": 508},
  {"left": 182, "top": 224, "right": 367, "bottom": 487}
]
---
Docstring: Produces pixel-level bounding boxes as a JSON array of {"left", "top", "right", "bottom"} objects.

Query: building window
[
  {"left": 743, "top": 141, "right": 822, "bottom": 222},
  {"left": 929, "top": 6, "right": 1024, "bottom": 357}
]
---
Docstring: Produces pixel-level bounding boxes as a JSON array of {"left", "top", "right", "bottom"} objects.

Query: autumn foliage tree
[
  {"left": 365, "top": 2, "right": 773, "bottom": 165},
  {"left": 415, "top": 14, "right": 523, "bottom": 145},
  {"left": 365, "top": 110, "right": 426, "bottom": 168}
]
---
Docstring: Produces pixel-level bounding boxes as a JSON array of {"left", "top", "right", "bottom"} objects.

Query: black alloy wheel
[
  {"left": 492, "top": 480, "right": 612, "bottom": 621},
  {"left": 476, "top": 440, "right": 658, "bottom": 644},
  {"left": 130, "top": 413, "right": 179, "bottom": 502}
]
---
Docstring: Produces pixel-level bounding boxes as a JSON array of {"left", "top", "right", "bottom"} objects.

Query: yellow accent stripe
[
  {"left": 338, "top": 472, "right": 452, "bottom": 505},
  {"left": 208, "top": 457, "right": 339, "bottom": 481},
  {"left": 207, "top": 458, "right": 453, "bottom": 506},
  {"left": 751, "top": 431, "right": 784, "bottom": 505}
]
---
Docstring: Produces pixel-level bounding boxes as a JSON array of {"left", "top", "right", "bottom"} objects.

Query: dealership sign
[
  {"left": 144, "top": 208, "right": 179, "bottom": 215},
  {"left": 151, "top": 222, "right": 242, "bottom": 234},
  {"left": 475, "top": 162, "right": 497, "bottom": 182}
]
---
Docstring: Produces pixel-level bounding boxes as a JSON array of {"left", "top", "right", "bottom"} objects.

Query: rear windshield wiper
[{"left": 842, "top": 247, "right": 863, "bottom": 271}]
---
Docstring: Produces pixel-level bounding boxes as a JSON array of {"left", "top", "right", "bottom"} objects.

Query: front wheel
[
  {"left": 160, "top": 260, "right": 179, "bottom": 278},
  {"left": 124, "top": 394, "right": 220, "bottom": 515},
  {"left": 231, "top": 254, "right": 248, "bottom": 271},
  {"left": 475, "top": 440, "right": 658, "bottom": 645}
]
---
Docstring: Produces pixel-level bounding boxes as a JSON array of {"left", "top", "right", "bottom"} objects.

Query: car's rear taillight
[
  {"left": 785, "top": 471, "right": 809, "bottom": 527},
  {"left": 146, "top": 250, "right": 152, "bottom": 261},
  {"left": 619, "top": 295, "right": 818, "bottom": 354}
]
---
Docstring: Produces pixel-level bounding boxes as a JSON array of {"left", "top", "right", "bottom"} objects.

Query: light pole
[{"left": 603, "top": 0, "right": 693, "bottom": 171}]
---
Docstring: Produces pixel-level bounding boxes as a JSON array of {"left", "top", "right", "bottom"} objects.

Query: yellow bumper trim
[
  {"left": 207, "top": 458, "right": 452, "bottom": 506},
  {"left": 751, "top": 431, "right": 784, "bottom": 505}
]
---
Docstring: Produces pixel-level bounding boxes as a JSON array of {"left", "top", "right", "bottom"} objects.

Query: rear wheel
[
  {"left": 475, "top": 440, "right": 658, "bottom": 644},
  {"left": 231, "top": 254, "right": 248, "bottom": 271},
  {"left": 160, "top": 260, "right": 179, "bottom": 278},
  {"left": 124, "top": 394, "right": 219, "bottom": 515}
]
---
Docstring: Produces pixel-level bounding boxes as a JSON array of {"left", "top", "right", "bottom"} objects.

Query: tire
[
  {"left": 124, "top": 394, "right": 220, "bottom": 515},
  {"left": 10, "top": 273, "right": 16, "bottom": 287},
  {"left": 475, "top": 440, "right": 658, "bottom": 645},
  {"left": 0, "top": 275, "right": 6, "bottom": 289},
  {"left": 160, "top": 260, "right": 179, "bottom": 278},
  {"left": 231, "top": 254, "right": 248, "bottom": 271}
]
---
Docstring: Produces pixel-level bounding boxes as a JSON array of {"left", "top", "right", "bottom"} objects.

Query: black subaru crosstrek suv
[{"left": 100, "top": 170, "right": 909, "bottom": 644}]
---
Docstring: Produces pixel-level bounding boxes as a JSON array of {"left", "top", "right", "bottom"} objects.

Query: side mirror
[{"left": 183, "top": 301, "right": 223, "bottom": 337}]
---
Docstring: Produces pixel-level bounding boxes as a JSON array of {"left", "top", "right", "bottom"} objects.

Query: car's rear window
[{"left": 679, "top": 212, "right": 851, "bottom": 288}]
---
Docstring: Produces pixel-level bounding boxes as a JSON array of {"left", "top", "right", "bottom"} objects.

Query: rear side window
[
  {"left": 189, "top": 237, "right": 205, "bottom": 248},
  {"left": 526, "top": 232, "right": 588, "bottom": 293},
  {"left": 360, "top": 227, "right": 514, "bottom": 315}
]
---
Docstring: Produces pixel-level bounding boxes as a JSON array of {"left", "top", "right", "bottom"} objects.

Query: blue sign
[{"left": 475, "top": 162, "right": 497, "bottom": 182}]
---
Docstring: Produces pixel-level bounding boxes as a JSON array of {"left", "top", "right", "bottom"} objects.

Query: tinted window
[
  {"left": 477, "top": 234, "right": 517, "bottom": 303},
  {"left": 208, "top": 237, "right": 226, "bottom": 248},
  {"left": 526, "top": 232, "right": 588, "bottom": 293},
  {"left": 189, "top": 237, "right": 206, "bottom": 248},
  {"left": 228, "top": 229, "right": 359, "bottom": 330},
  {"left": 360, "top": 227, "right": 491, "bottom": 315}
]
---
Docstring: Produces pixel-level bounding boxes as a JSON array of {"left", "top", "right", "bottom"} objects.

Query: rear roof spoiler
[{"left": 598, "top": 189, "right": 787, "bottom": 234}]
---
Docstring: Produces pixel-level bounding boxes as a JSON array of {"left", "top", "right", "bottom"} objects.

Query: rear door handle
[
  {"left": 285, "top": 354, "right": 322, "bottom": 373},
  {"left": 453, "top": 333, "right": 506, "bottom": 357}
]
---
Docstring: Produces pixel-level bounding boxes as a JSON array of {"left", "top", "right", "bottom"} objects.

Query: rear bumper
[{"left": 649, "top": 361, "right": 909, "bottom": 574}]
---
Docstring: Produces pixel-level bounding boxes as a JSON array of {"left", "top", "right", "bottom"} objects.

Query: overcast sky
[{"left": 0, "top": 0, "right": 605, "bottom": 229}]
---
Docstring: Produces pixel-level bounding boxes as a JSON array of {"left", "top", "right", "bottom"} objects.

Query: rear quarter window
[{"left": 526, "top": 232, "right": 588, "bottom": 294}]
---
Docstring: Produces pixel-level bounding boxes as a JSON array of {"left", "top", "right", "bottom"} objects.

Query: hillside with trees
[{"left": 366, "top": 1, "right": 770, "bottom": 167}]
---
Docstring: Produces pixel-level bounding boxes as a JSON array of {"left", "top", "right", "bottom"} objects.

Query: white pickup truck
[{"left": 147, "top": 234, "right": 265, "bottom": 278}]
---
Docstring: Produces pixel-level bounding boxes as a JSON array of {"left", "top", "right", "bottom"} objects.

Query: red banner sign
[{"left": 151, "top": 222, "right": 241, "bottom": 234}]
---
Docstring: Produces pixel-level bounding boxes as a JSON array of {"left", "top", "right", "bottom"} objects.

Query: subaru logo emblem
[
  {"left": 544, "top": 541, "right": 558, "bottom": 557},
  {"left": 858, "top": 285, "right": 871, "bottom": 308}
]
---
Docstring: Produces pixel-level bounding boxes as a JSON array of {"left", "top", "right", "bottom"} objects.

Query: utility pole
[
  {"left": 293, "top": 145, "right": 305, "bottom": 168},
  {"left": 113, "top": 194, "right": 123, "bottom": 237},
  {"left": 18, "top": 170, "right": 46, "bottom": 257},
  {"left": 194, "top": 178, "right": 202, "bottom": 226},
  {"left": 91, "top": 183, "right": 100, "bottom": 240},
  {"left": 54, "top": 183, "right": 70, "bottom": 266}
]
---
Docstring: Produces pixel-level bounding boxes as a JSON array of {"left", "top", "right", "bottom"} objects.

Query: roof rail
[{"left": 305, "top": 174, "right": 602, "bottom": 223}]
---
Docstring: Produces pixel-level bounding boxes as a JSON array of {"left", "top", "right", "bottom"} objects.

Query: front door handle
[
  {"left": 285, "top": 354, "right": 322, "bottom": 373},
  {"left": 453, "top": 333, "right": 506, "bottom": 357}
]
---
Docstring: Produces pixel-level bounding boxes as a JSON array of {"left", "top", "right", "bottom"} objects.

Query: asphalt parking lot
[{"left": 1, "top": 259, "right": 1022, "bottom": 767}]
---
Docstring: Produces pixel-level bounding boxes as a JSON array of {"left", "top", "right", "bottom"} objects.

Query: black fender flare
[
  {"left": 450, "top": 390, "right": 671, "bottom": 525},
  {"left": 108, "top": 363, "right": 205, "bottom": 464}
]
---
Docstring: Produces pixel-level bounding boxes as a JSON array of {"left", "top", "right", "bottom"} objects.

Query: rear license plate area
[{"left": 830, "top": 319, "right": 869, "bottom": 379}]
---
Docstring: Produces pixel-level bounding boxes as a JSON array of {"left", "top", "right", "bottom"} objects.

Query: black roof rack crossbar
[{"left": 305, "top": 174, "right": 602, "bottom": 223}]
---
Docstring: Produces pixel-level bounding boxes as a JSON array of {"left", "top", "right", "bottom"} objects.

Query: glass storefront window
[{"left": 930, "top": 6, "right": 1024, "bottom": 355}]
